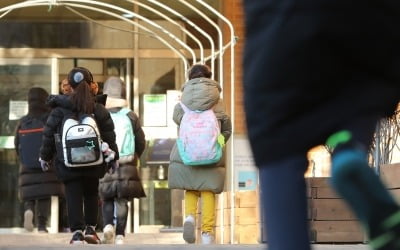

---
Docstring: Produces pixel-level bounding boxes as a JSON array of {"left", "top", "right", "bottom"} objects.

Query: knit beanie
[
  {"left": 68, "top": 67, "right": 93, "bottom": 88},
  {"left": 103, "top": 76, "right": 126, "bottom": 99}
]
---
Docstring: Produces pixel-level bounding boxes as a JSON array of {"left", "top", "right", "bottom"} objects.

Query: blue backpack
[
  {"left": 17, "top": 116, "right": 45, "bottom": 169},
  {"left": 110, "top": 108, "right": 135, "bottom": 164}
]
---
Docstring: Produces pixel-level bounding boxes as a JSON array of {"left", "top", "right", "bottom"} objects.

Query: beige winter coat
[{"left": 168, "top": 77, "right": 232, "bottom": 194}]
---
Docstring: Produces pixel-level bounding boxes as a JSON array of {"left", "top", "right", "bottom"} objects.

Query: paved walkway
[{"left": 0, "top": 232, "right": 370, "bottom": 250}]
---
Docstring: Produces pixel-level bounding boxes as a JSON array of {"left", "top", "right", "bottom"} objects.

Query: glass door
[{"left": 0, "top": 58, "right": 53, "bottom": 228}]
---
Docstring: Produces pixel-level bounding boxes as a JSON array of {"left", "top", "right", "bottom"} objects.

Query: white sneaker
[
  {"left": 115, "top": 235, "right": 124, "bottom": 245},
  {"left": 183, "top": 215, "right": 195, "bottom": 244},
  {"left": 23, "top": 209, "right": 34, "bottom": 232},
  {"left": 102, "top": 224, "right": 115, "bottom": 244},
  {"left": 201, "top": 232, "right": 214, "bottom": 244}
]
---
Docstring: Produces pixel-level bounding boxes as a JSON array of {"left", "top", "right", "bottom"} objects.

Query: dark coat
[
  {"left": 39, "top": 94, "right": 119, "bottom": 182},
  {"left": 15, "top": 113, "right": 64, "bottom": 201},
  {"left": 98, "top": 100, "right": 146, "bottom": 200},
  {"left": 243, "top": 0, "right": 400, "bottom": 165}
]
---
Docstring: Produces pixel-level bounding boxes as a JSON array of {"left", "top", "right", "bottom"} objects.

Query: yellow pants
[{"left": 185, "top": 190, "right": 215, "bottom": 233}]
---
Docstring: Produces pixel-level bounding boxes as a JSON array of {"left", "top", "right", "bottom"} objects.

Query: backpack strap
[
  {"left": 179, "top": 102, "right": 191, "bottom": 113},
  {"left": 117, "top": 107, "right": 131, "bottom": 116}
]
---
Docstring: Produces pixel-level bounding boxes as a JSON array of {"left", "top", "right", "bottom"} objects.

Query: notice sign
[
  {"left": 143, "top": 94, "right": 167, "bottom": 127},
  {"left": 234, "top": 136, "right": 258, "bottom": 191},
  {"left": 238, "top": 170, "right": 257, "bottom": 191},
  {"left": 9, "top": 100, "right": 28, "bottom": 120},
  {"left": 166, "top": 90, "right": 181, "bottom": 127}
]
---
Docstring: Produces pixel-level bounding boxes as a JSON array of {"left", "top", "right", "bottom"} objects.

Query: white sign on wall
[
  {"left": 9, "top": 100, "right": 28, "bottom": 120},
  {"left": 166, "top": 90, "right": 181, "bottom": 127},
  {"left": 234, "top": 136, "right": 258, "bottom": 191},
  {"left": 143, "top": 94, "right": 167, "bottom": 127}
]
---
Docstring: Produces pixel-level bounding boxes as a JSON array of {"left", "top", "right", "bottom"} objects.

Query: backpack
[
  {"left": 176, "top": 102, "right": 223, "bottom": 165},
  {"left": 17, "top": 116, "right": 45, "bottom": 169},
  {"left": 109, "top": 108, "right": 135, "bottom": 164},
  {"left": 60, "top": 113, "right": 103, "bottom": 167}
]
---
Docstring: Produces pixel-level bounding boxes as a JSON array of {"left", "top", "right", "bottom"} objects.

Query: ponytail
[
  {"left": 67, "top": 67, "right": 95, "bottom": 114},
  {"left": 70, "top": 82, "right": 94, "bottom": 114}
]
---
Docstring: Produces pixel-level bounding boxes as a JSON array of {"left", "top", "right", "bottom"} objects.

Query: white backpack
[
  {"left": 61, "top": 114, "right": 103, "bottom": 167},
  {"left": 176, "top": 102, "right": 223, "bottom": 165}
]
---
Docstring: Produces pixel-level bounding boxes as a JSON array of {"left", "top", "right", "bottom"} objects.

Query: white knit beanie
[{"left": 103, "top": 76, "right": 125, "bottom": 99}]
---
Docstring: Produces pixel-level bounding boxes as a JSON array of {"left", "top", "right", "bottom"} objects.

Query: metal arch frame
[
  {"left": 178, "top": 0, "right": 224, "bottom": 90},
  {"left": 123, "top": 0, "right": 205, "bottom": 64},
  {"left": 146, "top": 0, "right": 216, "bottom": 79},
  {"left": 65, "top": 0, "right": 197, "bottom": 64},
  {"left": 62, "top": 0, "right": 196, "bottom": 66},
  {"left": 0, "top": 0, "right": 192, "bottom": 71}
]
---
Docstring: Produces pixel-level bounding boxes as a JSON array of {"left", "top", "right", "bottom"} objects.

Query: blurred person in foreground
[{"left": 242, "top": 1, "right": 400, "bottom": 250}]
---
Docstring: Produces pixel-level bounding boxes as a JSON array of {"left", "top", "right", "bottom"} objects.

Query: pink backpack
[{"left": 176, "top": 102, "right": 223, "bottom": 165}]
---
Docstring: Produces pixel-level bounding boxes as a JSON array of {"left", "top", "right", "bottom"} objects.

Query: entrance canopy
[{"left": 0, "top": 0, "right": 237, "bottom": 87}]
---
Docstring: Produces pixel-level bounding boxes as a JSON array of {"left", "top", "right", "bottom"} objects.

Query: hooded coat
[
  {"left": 98, "top": 76, "right": 146, "bottom": 199},
  {"left": 168, "top": 77, "right": 232, "bottom": 194},
  {"left": 39, "top": 94, "right": 118, "bottom": 182},
  {"left": 15, "top": 88, "right": 64, "bottom": 201}
]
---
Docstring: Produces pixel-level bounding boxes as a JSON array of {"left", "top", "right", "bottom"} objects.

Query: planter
[
  {"left": 380, "top": 163, "right": 400, "bottom": 203},
  {"left": 307, "top": 177, "right": 365, "bottom": 243}
]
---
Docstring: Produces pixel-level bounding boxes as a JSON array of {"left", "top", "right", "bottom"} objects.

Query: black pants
[
  {"left": 24, "top": 198, "right": 50, "bottom": 228},
  {"left": 102, "top": 198, "right": 129, "bottom": 236},
  {"left": 64, "top": 177, "right": 99, "bottom": 232}
]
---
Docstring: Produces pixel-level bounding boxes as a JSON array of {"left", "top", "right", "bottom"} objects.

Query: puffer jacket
[
  {"left": 98, "top": 97, "right": 146, "bottom": 200},
  {"left": 15, "top": 113, "right": 64, "bottom": 201},
  {"left": 40, "top": 94, "right": 118, "bottom": 182},
  {"left": 168, "top": 77, "right": 232, "bottom": 194}
]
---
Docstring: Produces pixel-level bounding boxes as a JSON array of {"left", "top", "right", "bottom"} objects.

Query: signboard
[
  {"left": 166, "top": 90, "right": 181, "bottom": 127},
  {"left": 143, "top": 94, "right": 167, "bottom": 127},
  {"left": 9, "top": 100, "right": 28, "bottom": 120},
  {"left": 234, "top": 136, "right": 258, "bottom": 191}
]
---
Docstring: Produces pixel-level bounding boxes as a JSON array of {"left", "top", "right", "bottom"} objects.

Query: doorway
[{"left": 0, "top": 54, "right": 183, "bottom": 232}]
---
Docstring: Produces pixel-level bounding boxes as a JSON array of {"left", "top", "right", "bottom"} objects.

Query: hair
[
  {"left": 28, "top": 87, "right": 49, "bottom": 117},
  {"left": 188, "top": 64, "right": 212, "bottom": 80},
  {"left": 67, "top": 67, "right": 95, "bottom": 114}
]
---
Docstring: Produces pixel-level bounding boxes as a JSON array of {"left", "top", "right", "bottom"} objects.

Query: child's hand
[
  {"left": 109, "top": 160, "right": 119, "bottom": 174},
  {"left": 101, "top": 142, "right": 115, "bottom": 163},
  {"left": 39, "top": 158, "right": 51, "bottom": 172}
]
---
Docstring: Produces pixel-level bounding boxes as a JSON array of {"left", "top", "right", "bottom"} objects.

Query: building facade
[{"left": 0, "top": 0, "right": 255, "bottom": 241}]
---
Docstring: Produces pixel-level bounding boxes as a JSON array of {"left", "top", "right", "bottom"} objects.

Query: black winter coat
[
  {"left": 15, "top": 113, "right": 64, "bottom": 201},
  {"left": 40, "top": 95, "right": 119, "bottom": 182},
  {"left": 243, "top": 0, "right": 400, "bottom": 165},
  {"left": 99, "top": 106, "right": 146, "bottom": 200}
]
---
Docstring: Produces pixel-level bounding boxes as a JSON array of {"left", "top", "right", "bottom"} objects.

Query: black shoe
[
  {"left": 38, "top": 227, "right": 48, "bottom": 233},
  {"left": 69, "top": 230, "right": 84, "bottom": 244},
  {"left": 84, "top": 225, "right": 100, "bottom": 244}
]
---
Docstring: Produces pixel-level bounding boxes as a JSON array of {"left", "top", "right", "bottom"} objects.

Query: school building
[{"left": 1, "top": 0, "right": 399, "bottom": 245}]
